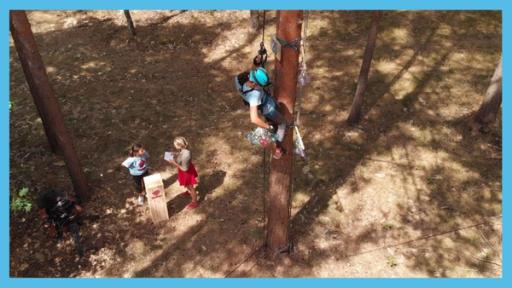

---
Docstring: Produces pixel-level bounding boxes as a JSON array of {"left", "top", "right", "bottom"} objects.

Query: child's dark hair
[{"left": 130, "top": 143, "right": 144, "bottom": 157}]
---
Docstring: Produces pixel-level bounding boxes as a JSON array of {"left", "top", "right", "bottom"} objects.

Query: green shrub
[{"left": 11, "top": 187, "right": 32, "bottom": 213}]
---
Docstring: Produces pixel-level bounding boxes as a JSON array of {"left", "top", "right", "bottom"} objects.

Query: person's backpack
[
  {"left": 48, "top": 197, "right": 76, "bottom": 227},
  {"left": 236, "top": 71, "right": 272, "bottom": 107},
  {"left": 236, "top": 71, "right": 250, "bottom": 92},
  {"left": 236, "top": 71, "right": 254, "bottom": 106}
]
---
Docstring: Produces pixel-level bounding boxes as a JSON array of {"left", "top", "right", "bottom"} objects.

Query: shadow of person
[
  {"left": 196, "top": 170, "right": 227, "bottom": 203},
  {"left": 162, "top": 173, "right": 178, "bottom": 189},
  {"left": 165, "top": 170, "right": 226, "bottom": 217},
  {"left": 166, "top": 192, "right": 190, "bottom": 218}
]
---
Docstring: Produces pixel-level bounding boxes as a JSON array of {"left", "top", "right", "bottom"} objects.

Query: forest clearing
[{"left": 9, "top": 10, "right": 501, "bottom": 277}]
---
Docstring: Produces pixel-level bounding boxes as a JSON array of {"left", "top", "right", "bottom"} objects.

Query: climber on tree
[{"left": 235, "top": 67, "right": 288, "bottom": 159}]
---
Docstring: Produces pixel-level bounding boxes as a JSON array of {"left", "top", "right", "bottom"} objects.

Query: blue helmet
[{"left": 249, "top": 67, "right": 270, "bottom": 87}]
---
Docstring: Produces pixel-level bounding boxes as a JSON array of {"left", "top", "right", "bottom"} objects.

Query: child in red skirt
[{"left": 166, "top": 136, "right": 199, "bottom": 209}]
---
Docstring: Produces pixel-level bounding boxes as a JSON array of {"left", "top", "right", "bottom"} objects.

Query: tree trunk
[
  {"left": 10, "top": 11, "right": 91, "bottom": 202},
  {"left": 10, "top": 13, "right": 59, "bottom": 153},
  {"left": 346, "top": 11, "right": 382, "bottom": 125},
  {"left": 123, "top": 10, "right": 136, "bottom": 36},
  {"left": 266, "top": 10, "right": 302, "bottom": 257},
  {"left": 250, "top": 10, "right": 260, "bottom": 31},
  {"left": 473, "top": 57, "right": 502, "bottom": 128}
]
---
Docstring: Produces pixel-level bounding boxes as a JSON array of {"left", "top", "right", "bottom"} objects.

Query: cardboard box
[{"left": 143, "top": 173, "right": 169, "bottom": 223}]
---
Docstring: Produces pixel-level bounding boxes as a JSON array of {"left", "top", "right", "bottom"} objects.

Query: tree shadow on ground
[
  {"left": 197, "top": 169, "right": 227, "bottom": 202},
  {"left": 288, "top": 47, "right": 454, "bottom": 265},
  {"left": 10, "top": 10, "right": 269, "bottom": 277},
  {"left": 9, "top": 10, "right": 501, "bottom": 277},
  {"left": 247, "top": 10, "right": 501, "bottom": 277}
]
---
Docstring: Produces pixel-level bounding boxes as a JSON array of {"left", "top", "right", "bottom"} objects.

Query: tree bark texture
[
  {"left": 266, "top": 10, "right": 303, "bottom": 256},
  {"left": 10, "top": 12, "right": 60, "bottom": 153},
  {"left": 347, "top": 11, "right": 382, "bottom": 125},
  {"left": 474, "top": 57, "right": 502, "bottom": 126},
  {"left": 10, "top": 11, "right": 91, "bottom": 201}
]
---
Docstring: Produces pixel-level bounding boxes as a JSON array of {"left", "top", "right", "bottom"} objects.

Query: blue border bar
[
  {"left": 1, "top": 3, "right": 9, "bottom": 287},
  {"left": 2, "top": 0, "right": 509, "bottom": 288},
  {"left": 2, "top": 278, "right": 507, "bottom": 288},
  {"left": 502, "top": 2, "right": 509, "bottom": 285}
]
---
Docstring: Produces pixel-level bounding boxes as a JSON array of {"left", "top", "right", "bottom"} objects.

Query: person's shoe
[
  {"left": 137, "top": 196, "right": 145, "bottom": 205},
  {"left": 186, "top": 201, "right": 199, "bottom": 209}
]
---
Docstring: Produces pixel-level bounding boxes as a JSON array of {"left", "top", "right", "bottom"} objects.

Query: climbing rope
[
  {"left": 261, "top": 10, "right": 266, "bottom": 45},
  {"left": 262, "top": 144, "right": 268, "bottom": 240},
  {"left": 294, "top": 10, "right": 309, "bottom": 159},
  {"left": 260, "top": 10, "right": 269, "bottom": 243},
  {"left": 254, "top": 10, "right": 268, "bottom": 67},
  {"left": 296, "top": 10, "right": 310, "bottom": 123}
]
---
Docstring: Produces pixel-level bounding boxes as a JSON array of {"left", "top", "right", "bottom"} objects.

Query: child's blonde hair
[{"left": 174, "top": 136, "right": 189, "bottom": 150}]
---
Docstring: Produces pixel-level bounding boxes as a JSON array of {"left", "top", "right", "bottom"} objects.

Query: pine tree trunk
[
  {"left": 347, "top": 11, "right": 382, "bottom": 125},
  {"left": 10, "top": 11, "right": 90, "bottom": 201},
  {"left": 473, "top": 58, "right": 502, "bottom": 128},
  {"left": 266, "top": 10, "right": 302, "bottom": 257},
  {"left": 123, "top": 10, "right": 136, "bottom": 36},
  {"left": 10, "top": 12, "right": 59, "bottom": 153}
]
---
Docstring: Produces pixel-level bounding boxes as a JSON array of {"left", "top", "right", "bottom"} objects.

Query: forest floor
[{"left": 9, "top": 10, "right": 502, "bottom": 277}]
